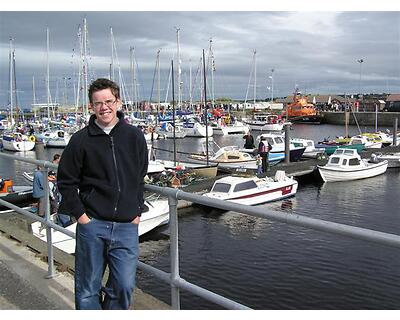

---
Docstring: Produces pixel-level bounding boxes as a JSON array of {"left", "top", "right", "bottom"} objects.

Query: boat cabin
[
  {"left": 328, "top": 148, "right": 362, "bottom": 167},
  {"left": 211, "top": 176, "right": 258, "bottom": 194}
]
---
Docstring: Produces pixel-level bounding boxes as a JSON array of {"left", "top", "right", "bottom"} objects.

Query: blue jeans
[
  {"left": 55, "top": 213, "right": 73, "bottom": 227},
  {"left": 75, "top": 218, "right": 139, "bottom": 310}
]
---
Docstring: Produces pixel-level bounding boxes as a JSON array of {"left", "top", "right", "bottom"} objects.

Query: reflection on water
[{"left": 2, "top": 125, "right": 400, "bottom": 309}]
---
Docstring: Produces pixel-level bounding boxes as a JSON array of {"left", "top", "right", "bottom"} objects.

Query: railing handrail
[{"left": 1, "top": 151, "right": 400, "bottom": 310}]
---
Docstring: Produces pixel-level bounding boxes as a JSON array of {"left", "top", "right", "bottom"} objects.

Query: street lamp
[
  {"left": 268, "top": 68, "right": 274, "bottom": 102},
  {"left": 357, "top": 59, "right": 364, "bottom": 98}
]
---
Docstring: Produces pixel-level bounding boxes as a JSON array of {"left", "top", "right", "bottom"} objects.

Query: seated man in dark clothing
[{"left": 243, "top": 131, "right": 255, "bottom": 149}]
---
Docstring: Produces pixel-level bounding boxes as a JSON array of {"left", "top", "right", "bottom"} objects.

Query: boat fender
[{"left": 29, "top": 135, "right": 36, "bottom": 142}]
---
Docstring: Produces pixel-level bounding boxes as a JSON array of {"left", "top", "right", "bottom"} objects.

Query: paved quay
[{"left": 0, "top": 217, "right": 170, "bottom": 310}]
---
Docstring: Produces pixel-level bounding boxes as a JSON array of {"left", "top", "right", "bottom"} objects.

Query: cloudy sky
[{"left": 1, "top": 6, "right": 399, "bottom": 109}]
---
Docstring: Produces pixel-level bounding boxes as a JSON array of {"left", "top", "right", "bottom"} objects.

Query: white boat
[
  {"left": 243, "top": 113, "right": 285, "bottom": 131},
  {"left": 189, "top": 141, "right": 284, "bottom": 170},
  {"left": 37, "top": 129, "right": 71, "bottom": 148},
  {"left": 189, "top": 142, "right": 257, "bottom": 170},
  {"left": 349, "top": 135, "right": 382, "bottom": 149},
  {"left": 370, "top": 152, "right": 400, "bottom": 168},
  {"left": 156, "top": 122, "right": 187, "bottom": 139},
  {"left": 159, "top": 159, "right": 218, "bottom": 178},
  {"left": 211, "top": 121, "right": 249, "bottom": 135},
  {"left": 0, "top": 178, "right": 33, "bottom": 210},
  {"left": 204, "top": 170, "right": 298, "bottom": 206},
  {"left": 317, "top": 148, "right": 388, "bottom": 182},
  {"left": 1, "top": 132, "right": 35, "bottom": 152},
  {"left": 255, "top": 133, "right": 306, "bottom": 162},
  {"left": 31, "top": 198, "right": 170, "bottom": 254},
  {"left": 182, "top": 121, "right": 213, "bottom": 137},
  {"left": 290, "top": 138, "right": 325, "bottom": 159}
]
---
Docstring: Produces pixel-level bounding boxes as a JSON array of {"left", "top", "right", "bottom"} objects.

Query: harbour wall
[{"left": 320, "top": 111, "right": 400, "bottom": 127}]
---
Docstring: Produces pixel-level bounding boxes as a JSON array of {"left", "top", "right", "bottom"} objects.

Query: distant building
[{"left": 384, "top": 94, "right": 400, "bottom": 111}]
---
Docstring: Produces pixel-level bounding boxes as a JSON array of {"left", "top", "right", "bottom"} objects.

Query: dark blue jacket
[{"left": 57, "top": 112, "right": 148, "bottom": 222}]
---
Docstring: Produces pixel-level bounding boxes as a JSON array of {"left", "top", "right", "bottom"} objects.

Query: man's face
[{"left": 91, "top": 88, "right": 121, "bottom": 127}]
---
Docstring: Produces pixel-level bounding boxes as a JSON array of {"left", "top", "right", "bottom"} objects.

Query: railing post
[
  {"left": 168, "top": 194, "right": 180, "bottom": 310},
  {"left": 284, "top": 123, "right": 290, "bottom": 164},
  {"left": 43, "top": 166, "right": 56, "bottom": 279}
]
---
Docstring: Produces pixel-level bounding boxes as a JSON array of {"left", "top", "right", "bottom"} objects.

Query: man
[
  {"left": 258, "top": 136, "right": 272, "bottom": 173},
  {"left": 57, "top": 78, "right": 148, "bottom": 310},
  {"left": 49, "top": 153, "right": 72, "bottom": 227},
  {"left": 32, "top": 165, "right": 45, "bottom": 217},
  {"left": 243, "top": 131, "right": 255, "bottom": 150}
]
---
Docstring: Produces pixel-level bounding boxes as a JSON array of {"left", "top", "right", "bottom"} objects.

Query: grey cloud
[{"left": 0, "top": 11, "right": 399, "bottom": 109}]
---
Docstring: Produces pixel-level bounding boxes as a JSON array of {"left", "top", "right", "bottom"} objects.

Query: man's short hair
[{"left": 88, "top": 78, "right": 120, "bottom": 104}]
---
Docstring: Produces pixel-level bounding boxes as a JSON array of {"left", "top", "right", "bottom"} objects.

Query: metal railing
[{"left": 2, "top": 151, "right": 400, "bottom": 309}]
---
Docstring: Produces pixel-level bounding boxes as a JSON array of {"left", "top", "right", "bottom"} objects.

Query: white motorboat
[
  {"left": 159, "top": 159, "right": 218, "bottom": 178},
  {"left": 349, "top": 135, "right": 382, "bottom": 149},
  {"left": 317, "top": 148, "right": 388, "bottom": 182},
  {"left": 189, "top": 142, "right": 257, "bottom": 170},
  {"left": 156, "top": 122, "right": 187, "bottom": 139},
  {"left": 37, "top": 129, "right": 71, "bottom": 148},
  {"left": 182, "top": 120, "right": 213, "bottom": 137},
  {"left": 189, "top": 141, "right": 284, "bottom": 170},
  {"left": 31, "top": 198, "right": 170, "bottom": 254},
  {"left": 204, "top": 170, "right": 298, "bottom": 206},
  {"left": 370, "top": 152, "right": 400, "bottom": 168},
  {"left": 1, "top": 132, "right": 35, "bottom": 152},
  {"left": 243, "top": 113, "right": 285, "bottom": 131},
  {"left": 0, "top": 178, "right": 33, "bottom": 210},
  {"left": 256, "top": 133, "right": 306, "bottom": 162},
  {"left": 211, "top": 121, "right": 249, "bottom": 136},
  {"left": 290, "top": 138, "right": 325, "bottom": 159}
]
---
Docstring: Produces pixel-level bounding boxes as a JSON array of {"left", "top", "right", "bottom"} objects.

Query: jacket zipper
[{"left": 110, "top": 136, "right": 121, "bottom": 218}]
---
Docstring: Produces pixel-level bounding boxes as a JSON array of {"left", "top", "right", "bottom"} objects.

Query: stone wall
[{"left": 321, "top": 111, "right": 400, "bottom": 127}]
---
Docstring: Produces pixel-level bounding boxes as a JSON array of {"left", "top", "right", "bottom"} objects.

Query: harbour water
[{"left": 1, "top": 123, "right": 400, "bottom": 309}]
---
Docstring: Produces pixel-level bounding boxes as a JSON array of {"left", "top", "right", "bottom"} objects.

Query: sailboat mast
[
  {"left": 157, "top": 48, "right": 161, "bottom": 119},
  {"left": 176, "top": 27, "right": 181, "bottom": 110},
  {"left": 83, "top": 18, "right": 89, "bottom": 116},
  {"left": 32, "top": 76, "right": 37, "bottom": 119},
  {"left": 131, "top": 47, "right": 138, "bottom": 110},
  {"left": 189, "top": 59, "right": 192, "bottom": 107},
  {"left": 129, "top": 46, "right": 134, "bottom": 110},
  {"left": 110, "top": 27, "right": 115, "bottom": 81},
  {"left": 46, "top": 27, "right": 50, "bottom": 120},
  {"left": 253, "top": 49, "right": 256, "bottom": 105},
  {"left": 171, "top": 60, "right": 176, "bottom": 165},
  {"left": 9, "top": 38, "right": 14, "bottom": 126},
  {"left": 209, "top": 39, "right": 215, "bottom": 109},
  {"left": 203, "top": 49, "right": 209, "bottom": 165}
]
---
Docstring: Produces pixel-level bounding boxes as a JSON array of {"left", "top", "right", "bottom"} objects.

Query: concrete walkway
[
  {"left": 0, "top": 232, "right": 74, "bottom": 309},
  {"left": 0, "top": 226, "right": 170, "bottom": 310}
]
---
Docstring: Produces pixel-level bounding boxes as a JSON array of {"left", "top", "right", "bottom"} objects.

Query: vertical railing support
[
  {"left": 393, "top": 118, "right": 398, "bottom": 147},
  {"left": 284, "top": 123, "right": 290, "bottom": 164},
  {"left": 168, "top": 194, "right": 180, "bottom": 309}
]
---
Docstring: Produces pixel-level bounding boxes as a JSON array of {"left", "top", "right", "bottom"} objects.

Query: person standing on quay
[
  {"left": 57, "top": 78, "right": 148, "bottom": 310},
  {"left": 258, "top": 136, "right": 272, "bottom": 173},
  {"left": 243, "top": 131, "right": 255, "bottom": 149}
]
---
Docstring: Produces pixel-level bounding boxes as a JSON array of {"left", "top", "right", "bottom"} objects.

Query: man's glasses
[{"left": 92, "top": 99, "right": 117, "bottom": 108}]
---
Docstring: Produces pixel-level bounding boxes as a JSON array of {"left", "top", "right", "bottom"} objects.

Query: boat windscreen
[{"left": 212, "top": 183, "right": 231, "bottom": 193}]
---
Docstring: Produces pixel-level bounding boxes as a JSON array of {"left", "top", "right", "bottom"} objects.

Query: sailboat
[{"left": 1, "top": 38, "right": 35, "bottom": 152}]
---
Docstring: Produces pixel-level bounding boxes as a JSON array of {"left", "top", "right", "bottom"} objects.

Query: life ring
[{"left": 28, "top": 135, "right": 36, "bottom": 142}]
